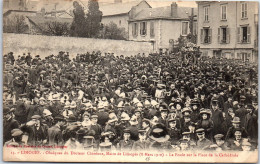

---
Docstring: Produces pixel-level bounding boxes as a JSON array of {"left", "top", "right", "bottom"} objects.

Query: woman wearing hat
[
  {"left": 81, "top": 112, "right": 92, "bottom": 129},
  {"left": 196, "top": 109, "right": 213, "bottom": 140}
]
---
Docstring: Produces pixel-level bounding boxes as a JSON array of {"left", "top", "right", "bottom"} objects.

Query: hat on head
[
  {"left": 242, "top": 141, "right": 251, "bottom": 146},
  {"left": 117, "top": 101, "right": 124, "bottom": 108},
  {"left": 182, "top": 131, "right": 191, "bottom": 135},
  {"left": 70, "top": 101, "right": 77, "bottom": 108},
  {"left": 168, "top": 118, "right": 176, "bottom": 123},
  {"left": 214, "top": 134, "right": 224, "bottom": 140},
  {"left": 11, "top": 129, "right": 23, "bottom": 137},
  {"left": 200, "top": 108, "right": 212, "bottom": 115},
  {"left": 66, "top": 115, "right": 76, "bottom": 122},
  {"left": 136, "top": 102, "right": 143, "bottom": 108},
  {"left": 54, "top": 116, "right": 65, "bottom": 122},
  {"left": 234, "top": 130, "right": 242, "bottom": 136},
  {"left": 232, "top": 117, "right": 241, "bottom": 123},
  {"left": 43, "top": 109, "right": 52, "bottom": 116},
  {"left": 138, "top": 129, "right": 146, "bottom": 134},
  {"left": 90, "top": 114, "right": 98, "bottom": 119},
  {"left": 134, "top": 109, "right": 142, "bottom": 113},
  {"left": 31, "top": 115, "right": 41, "bottom": 120},
  {"left": 149, "top": 124, "right": 170, "bottom": 143},
  {"left": 196, "top": 128, "right": 205, "bottom": 134},
  {"left": 182, "top": 107, "right": 192, "bottom": 114},
  {"left": 121, "top": 112, "right": 130, "bottom": 121},
  {"left": 129, "top": 116, "right": 138, "bottom": 126},
  {"left": 123, "top": 129, "right": 131, "bottom": 134}
]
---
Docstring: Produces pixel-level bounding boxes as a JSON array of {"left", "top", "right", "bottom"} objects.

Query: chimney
[
  {"left": 171, "top": 2, "right": 178, "bottom": 17},
  {"left": 41, "top": 7, "right": 45, "bottom": 16}
]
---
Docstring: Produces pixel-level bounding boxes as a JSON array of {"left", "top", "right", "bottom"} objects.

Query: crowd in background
[{"left": 3, "top": 50, "right": 258, "bottom": 151}]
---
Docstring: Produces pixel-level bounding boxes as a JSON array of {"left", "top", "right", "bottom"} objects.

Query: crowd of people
[{"left": 3, "top": 50, "right": 258, "bottom": 152}]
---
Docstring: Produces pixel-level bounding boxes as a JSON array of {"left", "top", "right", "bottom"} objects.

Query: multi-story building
[
  {"left": 197, "top": 1, "right": 258, "bottom": 63},
  {"left": 128, "top": 2, "right": 197, "bottom": 52},
  {"left": 100, "top": 0, "right": 151, "bottom": 35}
]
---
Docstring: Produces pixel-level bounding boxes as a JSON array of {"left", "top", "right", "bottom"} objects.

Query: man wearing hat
[
  {"left": 210, "top": 98, "right": 224, "bottom": 136},
  {"left": 244, "top": 104, "right": 258, "bottom": 143},
  {"left": 132, "top": 129, "right": 151, "bottom": 151},
  {"left": 3, "top": 107, "right": 19, "bottom": 144},
  {"left": 4, "top": 129, "right": 24, "bottom": 147},
  {"left": 190, "top": 99, "right": 201, "bottom": 122},
  {"left": 195, "top": 128, "right": 212, "bottom": 150},
  {"left": 167, "top": 118, "right": 181, "bottom": 145},
  {"left": 227, "top": 130, "right": 244, "bottom": 151},
  {"left": 178, "top": 131, "right": 196, "bottom": 150},
  {"left": 48, "top": 116, "right": 66, "bottom": 146},
  {"left": 97, "top": 104, "right": 109, "bottom": 128},
  {"left": 117, "top": 129, "right": 134, "bottom": 151},
  {"left": 22, "top": 115, "right": 48, "bottom": 146},
  {"left": 225, "top": 117, "right": 248, "bottom": 142},
  {"left": 128, "top": 116, "right": 139, "bottom": 141},
  {"left": 64, "top": 125, "right": 81, "bottom": 149},
  {"left": 90, "top": 114, "right": 102, "bottom": 144},
  {"left": 158, "top": 105, "right": 168, "bottom": 125},
  {"left": 208, "top": 134, "right": 230, "bottom": 151},
  {"left": 42, "top": 109, "right": 54, "bottom": 127}
]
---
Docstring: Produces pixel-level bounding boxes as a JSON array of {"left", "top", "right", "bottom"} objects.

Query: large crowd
[{"left": 3, "top": 50, "right": 258, "bottom": 152}]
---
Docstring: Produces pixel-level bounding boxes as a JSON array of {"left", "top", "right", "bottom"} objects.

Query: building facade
[
  {"left": 197, "top": 1, "right": 258, "bottom": 63},
  {"left": 128, "top": 2, "right": 197, "bottom": 52},
  {"left": 100, "top": 0, "right": 151, "bottom": 36}
]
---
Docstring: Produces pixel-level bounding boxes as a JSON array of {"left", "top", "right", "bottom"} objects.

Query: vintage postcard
[{"left": 2, "top": 0, "right": 258, "bottom": 162}]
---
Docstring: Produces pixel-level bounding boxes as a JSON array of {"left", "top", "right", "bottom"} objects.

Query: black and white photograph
[{"left": 2, "top": 0, "right": 259, "bottom": 162}]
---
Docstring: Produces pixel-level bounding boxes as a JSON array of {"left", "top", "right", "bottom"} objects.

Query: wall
[
  {"left": 160, "top": 20, "right": 182, "bottom": 49},
  {"left": 3, "top": 33, "right": 153, "bottom": 58}
]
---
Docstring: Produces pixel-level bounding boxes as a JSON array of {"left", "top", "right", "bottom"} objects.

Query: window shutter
[
  {"left": 247, "top": 26, "right": 251, "bottom": 43},
  {"left": 218, "top": 28, "right": 220, "bottom": 43},
  {"left": 227, "top": 28, "right": 230, "bottom": 43},
  {"left": 135, "top": 23, "right": 139, "bottom": 36},
  {"left": 132, "top": 23, "right": 135, "bottom": 36},
  {"left": 145, "top": 22, "right": 147, "bottom": 35},
  {"left": 140, "top": 22, "right": 142, "bottom": 35},
  {"left": 237, "top": 27, "right": 240, "bottom": 43},
  {"left": 200, "top": 29, "right": 203, "bottom": 43},
  {"left": 209, "top": 29, "right": 212, "bottom": 43},
  {"left": 245, "top": 3, "right": 247, "bottom": 18}
]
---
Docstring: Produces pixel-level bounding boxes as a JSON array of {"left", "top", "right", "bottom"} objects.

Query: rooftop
[{"left": 130, "top": 6, "right": 197, "bottom": 21}]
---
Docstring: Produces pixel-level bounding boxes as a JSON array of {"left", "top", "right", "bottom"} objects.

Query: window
[
  {"left": 218, "top": 27, "right": 230, "bottom": 43},
  {"left": 182, "top": 21, "right": 189, "bottom": 35},
  {"left": 132, "top": 23, "right": 138, "bottom": 37},
  {"left": 140, "top": 22, "right": 147, "bottom": 35},
  {"left": 221, "top": 5, "right": 227, "bottom": 20},
  {"left": 204, "top": 6, "right": 209, "bottom": 22},
  {"left": 241, "top": 3, "right": 248, "bottom": 19},
  {"left": 200, "top": 28, "right": 212, "bottom": 43},
  {"left": 150, "top": 21, "right": 155, "bottom": 37},
  {"left": 237, "top": 26, "right": 251, "bottom": 43}
]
